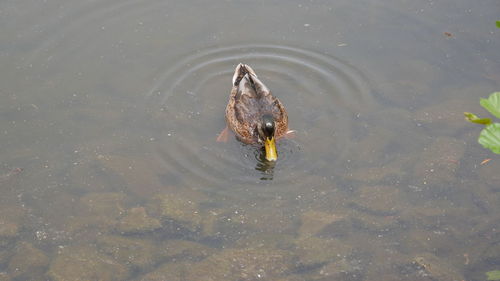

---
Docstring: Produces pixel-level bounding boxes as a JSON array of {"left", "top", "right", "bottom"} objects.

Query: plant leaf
[
  {"left": 480, "top": 92, "right": 500, "bottom": 119},
  {"left": 497, "top": 21, "right": 500, "bottom": 28},
  {"left": 486, "top": 270, "right": 500, "bottom": 280},
  {"left": 479, "top": 123, "right": 500, "bottom": 154},
  {"left": 464, "top": 112, "right": 492, "bottom": 125}
]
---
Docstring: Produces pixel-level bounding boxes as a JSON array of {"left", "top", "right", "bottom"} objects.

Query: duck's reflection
[{"left": 255, "top": 148, "right": 275, "bottom": 180}]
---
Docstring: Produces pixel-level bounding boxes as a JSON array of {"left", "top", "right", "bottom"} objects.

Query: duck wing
[
  {"left": 238, "top": 66, "right": 288, "bottom": 138},
  {"left": 226, "top": 64, "right": 288, "bottom": 143}
]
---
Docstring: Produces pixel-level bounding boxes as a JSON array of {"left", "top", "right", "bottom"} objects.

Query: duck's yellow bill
[{"left": 264, "top": 137, "right": 278, "bottom": 161}]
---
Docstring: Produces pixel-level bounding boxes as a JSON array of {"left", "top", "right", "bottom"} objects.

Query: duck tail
[{"left": 232, "top": 63, "right": 257, "bottom": 86}]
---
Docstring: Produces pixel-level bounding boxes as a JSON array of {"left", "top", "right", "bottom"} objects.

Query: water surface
[{"left": 1, "top": 0, "right": 499, "bottom": 280}]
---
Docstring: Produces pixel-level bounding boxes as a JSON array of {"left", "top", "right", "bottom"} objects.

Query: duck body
[{"left": 224, "top": 63, "right": 288, "bottom": 161}]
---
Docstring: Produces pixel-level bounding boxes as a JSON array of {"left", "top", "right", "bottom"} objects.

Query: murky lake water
[{"left": 1, "top": 0, "right": 499, "bottom": 280}]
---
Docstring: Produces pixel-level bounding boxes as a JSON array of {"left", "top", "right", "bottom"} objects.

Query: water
[{"left": 1, "top": 0, "right": 499, "bottom": 280}]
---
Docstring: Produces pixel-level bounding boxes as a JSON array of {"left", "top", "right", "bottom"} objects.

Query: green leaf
[
  {"left": 479, "top": 123, "right": 500, "bottom": 154},
  {"left": 497, "top": 21, "right": 500, "bottom": 28},
  {"left": 487, "top": 270, "right": 500, "bottom": 280},
  {"left": 480, "top": 92, "right": 500, "bottom": 119},
  {"left": 464, "top": 112, "right": 492, "bottom": 125}
]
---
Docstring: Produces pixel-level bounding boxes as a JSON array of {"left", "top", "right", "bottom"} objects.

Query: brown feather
[{"left": 225, "top": 64, "right": 288, "bottom": 144}]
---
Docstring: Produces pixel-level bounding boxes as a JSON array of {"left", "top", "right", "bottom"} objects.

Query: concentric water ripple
[
  {"left": 7, "top": 0, "right": 383, "bottom": 194},
  {"left": 147, "top": 44, "right": 378, "bottom": 193}
]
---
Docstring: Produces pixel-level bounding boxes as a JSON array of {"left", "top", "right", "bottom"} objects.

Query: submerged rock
[
  {"left": 96, "top": 235, "right": 157, "bottom": 270},
  {"left": 226, "top": 205, "right": 298, "bottom": 235},
  {"left": 79, "top": 192, "right": 126, "bottom": 218},
  {"left": 66, "top": 215, "right": 119, "bottom": 237},
  {"left": 413, "top": 252, "right": 465, "bottom": 281},
  {"left": 198, "top": 209, "right": 221, "bottom": 237},
  {"left": 399, "top": 203, "right": 448, "bottom": 229},
  {"left": 67, "top": 192, "right": 127, "bottom": 235},
  {"left": 48, "top": 245, "right": 129, "bottom": 281},
  {"left": 68, "top": 156, "right": 116, "bottom": 193},
  {"left": 315, "top": 216, "right": 354, "bottom": 239},
  {"left": 295, "top": 236, "right": 352, "bottom": 267},
  {"left": 148, "top": 192, "right": 208, "bottom": 233},
  {"left": 8, "top": 242, "right": 49, "bottom": 280},
  {"left": 0, "top": 205, "right": 25, "bottom": 240},
  {"left": 299, "top": 210, "right": 344, "bottom": 238},
  {"left": 0, "top": 272, "right": 11, "bottom": 281},
  {"left": 350, "top": 210, "right": 401, "bottom": 233},
  {"left": 315, "top": 257, "right": 364, "bottom": 280},
  {"left": 412, "top": 137, "right": 465, "bottom": 187},
  {"left": 350, "top": 185, "right": 403, "bottom": 216},
  {"left": 137, "top": 261, "right": 192, "bottom": 281},
  {"left": 363, "top": 247, "right": 414, "bottom": 281},
  {"left": 185, "top": 248, "right": 297, "bottom": 281},
  {"left": 0, "top": 222, "right": 18, "bottom": 240},
  {"left": 234, "top": 233, "right": 296, "bottom": 250},
  {"left": 404, "top": 229, "right": 460, "bottom": 255},
  {"left": 154, "top": 194, "right": 201, "bottom": 231},
  {"left": 158, "top": 239, "right": 215, "bottom": 262},
  {"left": 117, "top": 207, "right": 161, "bottom": 234}
]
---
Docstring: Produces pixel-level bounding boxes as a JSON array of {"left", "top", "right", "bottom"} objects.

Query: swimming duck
[{"left": 218, "top": 63, "right": 290, "bottom": 161}]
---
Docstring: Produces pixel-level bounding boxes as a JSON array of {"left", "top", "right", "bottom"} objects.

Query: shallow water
[{"left": 1, "top": 0, "right": 499, "bottom": 280}]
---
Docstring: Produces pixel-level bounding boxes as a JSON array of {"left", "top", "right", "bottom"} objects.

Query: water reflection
[{"left": 254, "top": 147, "right": 276, "bottom": 180}]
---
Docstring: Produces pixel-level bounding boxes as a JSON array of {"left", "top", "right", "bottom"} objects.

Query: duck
[{"left": 217, "top": 63, "right": 290, "bottom": 161}]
